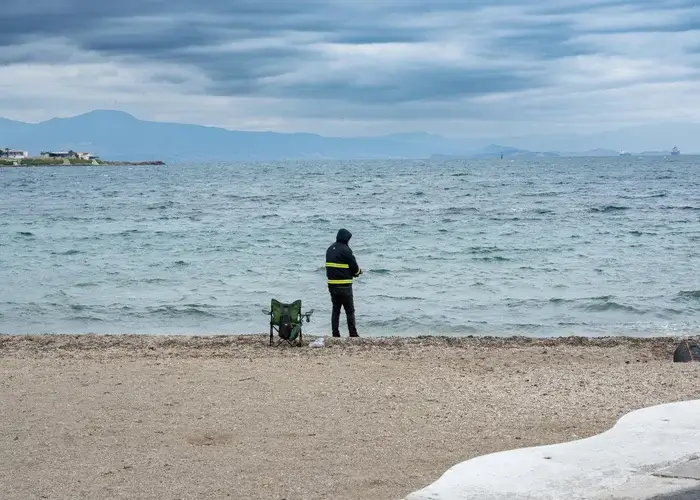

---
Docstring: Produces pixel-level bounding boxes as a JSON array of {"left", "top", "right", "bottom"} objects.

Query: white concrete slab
[{"left": 404, "top": 400, "right": 700, "bottom": 500}]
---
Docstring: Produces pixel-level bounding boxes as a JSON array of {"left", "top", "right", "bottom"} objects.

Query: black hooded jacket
[{"left": 325, "top": 228, "right": 361, "bottom": 287}]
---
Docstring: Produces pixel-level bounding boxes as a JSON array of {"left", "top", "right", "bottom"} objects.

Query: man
[{"left": 325, "top": 228, "right": 362, "bottom": 337}]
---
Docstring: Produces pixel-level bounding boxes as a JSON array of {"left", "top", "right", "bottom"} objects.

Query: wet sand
[{"left": 1, "top": 334, "right": 698, "bottom": 500}]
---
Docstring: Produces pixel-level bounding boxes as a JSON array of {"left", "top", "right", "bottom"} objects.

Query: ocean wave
[
  {"left": 589, "top": 205, "right": 630, "bottom": 213},
  {"left": 676, "top": 290, "right": 700, "bottom": 300},
  {"left": 472, "top": 256, "right": 511, "bottom": 262},
  {"left": 146, "top": 201, "right": 177, "bottom": 210},
  {"left": 504, "top": 323, "right": 545, "bottom": 330},
  {"left": 547, "top": 295, "right": 627, "bottom": 307},
  {"left": 501, "top": 295, "right": 644, "bottom": 315},
  {"left": 308, "top": 216, "right": 331, "bottom": 223},
  {"left": 74, "top": 282, "right": 99, "bottom": 288},
  {"left": 17, "top": 231, "right": 34, "bottom": 237},
  {"left": 419, "top": 255, "right": 454, "bottom": 261},
  {"left": 442, "top": 207, "right": 478, "bottom": 215},
  {"left": 52, "top": 249, "right": 81, "bottom": 255},
  {"left": 53, "top": 216, "right": 94, "bottom": 222},
  {"left": 488, "top": 216, "right": 522, "bottom": 222},
  {"left": 147, "top": 304, "right": 217, "bottom": 318},
  {"left": 520, "top": 191, "right": 560, "bottom": 197},
  {"left": 121, "top": 277, "right": 171, "bottom": 285},
  {"left": 398, "top": 267, "right": 422, "bottom": 273},
  {"left": 660, "top": 205, "right": 700, "bottom": 211},
  {"left": 468, "top": 246, "right": 504, "bottom": 254},
  {"left": 67, "top": 315, "right": 105, "bottom": 322},
  {"left": 549, "top": 297, "right": 575, "bottom": 304},
  {"left": 619, "top": 192, "right": 667, "bottom": 199},
  {"left": 372, "top": 294, "right": 424, "bottom": 301},
  {"left": 580, "top": 301, "right": 643, "bottom": 314},
  {"left": 659, "top": 307, "right": 685, "bottom": 316},
  {"left": 368, "top": 268, "right": 391, "bottom": 274},
  {"left": 42, "top": 290, "right": 72, "bottom": 300}
]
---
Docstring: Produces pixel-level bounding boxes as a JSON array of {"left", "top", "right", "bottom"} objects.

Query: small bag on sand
[
  {"left": 309, "top": 338, "right": 325, "bottom": 348},
  {"left": 673, "top": 340, "right": 700, "bottom": 362}
]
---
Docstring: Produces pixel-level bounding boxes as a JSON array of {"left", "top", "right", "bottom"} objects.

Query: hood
[{"left": 336, "top": 228, "right": 352, "bottom": 244}]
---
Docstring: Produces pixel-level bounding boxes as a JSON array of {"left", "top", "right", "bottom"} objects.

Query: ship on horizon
[
  {"left": 619, "top": 149, "right": 632, "bottom": 156},
  {"left": 671, "top": 146, "right": 680, "bottom": 156}
]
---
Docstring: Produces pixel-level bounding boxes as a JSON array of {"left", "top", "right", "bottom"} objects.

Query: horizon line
[{"left": 2, "top": 109, "right": 700, "bottom": 142}]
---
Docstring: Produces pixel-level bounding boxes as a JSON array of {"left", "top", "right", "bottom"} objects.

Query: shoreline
[
  {"left": 0, "top": 159, "right": 165, "bottom": 167},
  {"left": 0, "top": 332, "right": 689, "bottom": 356}
]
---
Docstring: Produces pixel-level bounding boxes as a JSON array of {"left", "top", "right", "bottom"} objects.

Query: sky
[{"left": 0, "top": 0, "right": 699, "bottom": 137}]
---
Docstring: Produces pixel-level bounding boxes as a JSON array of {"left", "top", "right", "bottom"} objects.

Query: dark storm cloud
[
  {"left": 250, "top": 67, "right": 540, "bottom": 104},
  {"left": 0, "top": 0, "right": 698, "bottom": 106},
  {"left": 495, "top": 26, "right": 594, "bottom": 60}
]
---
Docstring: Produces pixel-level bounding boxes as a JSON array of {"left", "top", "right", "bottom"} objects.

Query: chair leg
[{"left": 271, "top": 327, "right": 287, "bottom": 347}]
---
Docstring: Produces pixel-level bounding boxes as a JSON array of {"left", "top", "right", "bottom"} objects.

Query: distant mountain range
[{"left": 0, "top": 110, "right": 694, "bottom": 161}]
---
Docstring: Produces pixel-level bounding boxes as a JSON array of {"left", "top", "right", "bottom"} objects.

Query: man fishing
[{"left": 325, "top": 228, "right": 362, "bottom": 337}]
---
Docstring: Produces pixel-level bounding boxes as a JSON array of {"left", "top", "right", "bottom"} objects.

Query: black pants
[{"left": 329, "top": 286, "right": 358, "bottom": 337}]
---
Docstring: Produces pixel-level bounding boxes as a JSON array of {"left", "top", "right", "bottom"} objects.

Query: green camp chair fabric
[
  {"left": 267, "top": 299, "right": 305, "bottom": 346},
  {"left": 270, "top": 299, "right": 302, "bottom": 327}
]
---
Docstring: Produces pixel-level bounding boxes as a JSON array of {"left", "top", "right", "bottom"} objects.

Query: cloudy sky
[{"left": 1, "top": 0, "right": 699, "bottom": 137}]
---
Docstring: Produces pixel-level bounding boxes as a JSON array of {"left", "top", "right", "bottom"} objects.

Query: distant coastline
[
  {"left": 0, "top": 158, "right": 165, "bottom": 167},
  {"left": 0, "top": 110, "right": 697, "bottom": 161}
]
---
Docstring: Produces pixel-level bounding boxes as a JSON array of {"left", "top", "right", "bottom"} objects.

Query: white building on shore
[
  {"left": 41, "top": 150, "right": 98, "bottom": 160},
  {"left": 0, "top": 149, "right": 29, "bottom": 159}
]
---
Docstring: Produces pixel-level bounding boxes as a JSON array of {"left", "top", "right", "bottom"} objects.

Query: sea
[{"left": 1, "top": 157, "right": 700, "bottom": 338}]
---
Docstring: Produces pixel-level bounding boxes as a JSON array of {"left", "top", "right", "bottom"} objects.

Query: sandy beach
[{"left": 1, "top": 334, "right": 698, "bottom": 500}]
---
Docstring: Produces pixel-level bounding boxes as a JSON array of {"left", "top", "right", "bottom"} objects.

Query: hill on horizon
[
  {"left": 0, "top": 110, "right": 695, "bottom": 161},
  {"left": 0, "top": 110, "right": 478, "bottom": 161}
]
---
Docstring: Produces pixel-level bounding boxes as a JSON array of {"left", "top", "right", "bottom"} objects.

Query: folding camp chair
[{"left": 263, "top": 299, "right": 314, "bottom": 346}]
